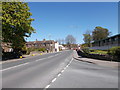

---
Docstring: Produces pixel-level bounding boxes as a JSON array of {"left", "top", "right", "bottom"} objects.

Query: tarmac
[{"left": 1, "top": 50, "right": 119, "bottom": 68}]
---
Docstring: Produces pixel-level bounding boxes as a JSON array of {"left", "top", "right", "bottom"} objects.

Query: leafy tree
[
  {"left": 83, "top": 34, "right": 92, "bottom": 47},
  {"left": 0, "top": 1, "right": 2, "bottom": 42},
  {"left": 65, "top": 35, "right": 76, "bottom": 44},
  {"left": 92, "top": 26, "right": 110, "bottom": 41},
  {"left": 81, "top": 43, "right": 89, "bottom": 48},
  {"left": 83, "top": 30, "right": 92, "bottom": 47},
  {"left": 2, "top": 2, "right": 35, "bottom": 52}
]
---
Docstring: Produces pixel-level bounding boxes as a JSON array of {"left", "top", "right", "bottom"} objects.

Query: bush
[
  {"left": 90, "top": 49, "right": 95, "bottom": 52},
  {"left": 2, "top": 52, "right": 22, "bottom": 60},
  {"left": 90, "top": 49, "right": 107, "bottom": 55},
  {"left": 26, "top": 48, "right": 34, "bottom": 55},
  {"left": 82, "top": 47, "right": 90, "bottom": 54},
  {"left": 26, "top": 48, "right": 46, "bottom": 54},
  {"left": 107, "top": 46, "right": 120, "bottom": 59},
  {"left": 37, "top": 48, "right": 46, "bottom": 52}
]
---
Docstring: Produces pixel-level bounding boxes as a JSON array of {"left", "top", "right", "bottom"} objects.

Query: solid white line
[
  {"left": 52, "top": 78, "right": 57, "bottom": 83},
  {"left": 48, "top": 56, "right": 53, "bottom": 58},
  {"left": 2, "top": 53, "right": 62, "bottom": 71},
  {"left": 35, "top": 60, "right": 40, "bottom": 61},
  {"left": 36, "top": 58, "right": 46, "bottom": 61},
  {"left": 1, "top": 62, "right": 29, "bottom": 71}
]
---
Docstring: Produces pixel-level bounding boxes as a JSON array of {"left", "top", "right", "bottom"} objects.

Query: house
[
  {"left": 90, "top": 34, "right": 120, "bottom": 50},
  {"left": 26, "top": 39, "right": 59, "bottom": 52},
  {"left": 59, "top": 45, "right": 66, "bottom": 50},
  {"left": 55, "top": 41, "right": 59, "bottom": 52},
  {"left": 1, "top": 42, "right": 13, "bottom": 52}
]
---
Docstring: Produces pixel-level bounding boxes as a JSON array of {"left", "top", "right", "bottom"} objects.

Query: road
[{"left": 2, "top": 50, "right": 118, "bottom": 89}]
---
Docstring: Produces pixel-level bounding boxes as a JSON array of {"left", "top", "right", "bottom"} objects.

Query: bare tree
[
  {"left": 65, "top": 35, "right": 76, "bottom": 44},
  {"left": 61, "top": 39, "right": 65, "bottom": 44},
  {"left": 56, "top": 39, "right": 62, "bottom": 44}
]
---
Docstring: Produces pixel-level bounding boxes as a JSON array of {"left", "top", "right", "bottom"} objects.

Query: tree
[
  {"left": 83, "top": 34, "right": 92, "bottom": 47},
  {"left": 2, "top": 2, "right": 35, "bottom": 52},
  {"left": 61, "top": 39, "right": 65, "bottom": 44},
  {"left": 83, "top": 30, "right": 92, "bottom": 47},
  {"left": 65, "top": 35, "right": 76, "bottom": 44},
  {"left": 92, "top": 26, "right": 110, "bottom": 41},
  {"left": 57, "top": 39, "right": 62, "bottom": 45},
  {"left": 57, "top": 39, "right": 65, "bottom": 45},
  {"left": 0, "top": 1, "right": 2, "bottom": 42}
]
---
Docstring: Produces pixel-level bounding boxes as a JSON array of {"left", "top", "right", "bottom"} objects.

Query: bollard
[
  {"left": 32, "top": 54, "right": 35, "bottom": 56},
  {"left": 40, "top": 53, "right": 42, "bottom": 55},
  {"left": 20, "top": 56, "right": 22, "bottom": 59}
]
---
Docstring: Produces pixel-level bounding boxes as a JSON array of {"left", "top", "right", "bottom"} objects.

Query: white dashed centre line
[
  {"left": 52, "top": 78, "right": 57, "bottom": 83},
  {"left": 44, "top": 58, "right": 73, "bottom": 89}
]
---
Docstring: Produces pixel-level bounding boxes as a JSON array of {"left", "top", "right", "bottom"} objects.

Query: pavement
[
  {"left": 73, "top": 50, "right": 119, "bottom": 68},
  {"left": 1, "top": 50, "right": 119, "bottom": 89}
]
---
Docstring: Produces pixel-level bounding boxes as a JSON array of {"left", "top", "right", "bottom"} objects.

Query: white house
[
  {"left": 59, "top": 45, "right": 66, "bottom": 50},
  {"left": 55, "top": 42, "right": 59, "bottom": 52}
]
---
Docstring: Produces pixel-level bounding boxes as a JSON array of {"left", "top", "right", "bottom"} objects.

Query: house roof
[{"left": 26, "top": 40, "right": 55, "bottom": 44}]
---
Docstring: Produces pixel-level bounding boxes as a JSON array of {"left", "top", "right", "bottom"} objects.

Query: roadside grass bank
[
  {"left": 78, "top": 46, "right": 120, "bottom": 62},
  {"left": 89, "top": 49, "right": 107, "bottom": 55}
]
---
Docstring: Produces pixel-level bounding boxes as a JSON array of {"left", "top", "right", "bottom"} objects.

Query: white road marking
[
  {"left": 1, "top": 62, "right": 29, "bottom": 71},
  {"left": 2, "top": 53, "right": 61, "bottom": 71},
  {"left": 64, "top": 67, "right": 67, "bottom": 70},
  {"left": 66, "top": 65, "right": 69, "bottom": 68},
  {"left": 52, "top": 78, "right": 57, "bottom": 83},
  {"left": 45, "top": 84, "right": 50, "bottom": 88},
  {"left": 57, "top": 73, "right": 61, "bottom": 77},
  {"left": 61, "top": 70, "right": 64, "bottom": 73},
  {"left": 44, "top": 58, "right": 73, "bottom": 89}
]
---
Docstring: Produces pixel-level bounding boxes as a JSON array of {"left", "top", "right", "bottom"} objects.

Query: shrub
[
  {"left": 107, "top": 46, "right": 120, "bottom": 59},
  {"left": 90, "top": 49, "right": 107, "bottom": 55},
  {"left": 82, "top": 47, "right": 90, "bottom": 54},
  {"left": 90, "top": 49, "right": 95, "bottom": 52},
  {"left": 26, "top": 47, "right": 37, "bottom": 55},
  {"left": 37, "top": 48, "right": 46, "bottom": 52}
]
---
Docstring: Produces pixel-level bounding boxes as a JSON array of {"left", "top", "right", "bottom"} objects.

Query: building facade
[
  {"left": 55, "top": 42, "right": 59, "bottom": 52},
  {"left": 26, "top": 40, "right": 59, "bottom": 52},
  {"left": 90, "top": 34, "right": 120, "bottom": 50},
  {"left": 1, "top": 42, "right": 13, "bottom": 52}
]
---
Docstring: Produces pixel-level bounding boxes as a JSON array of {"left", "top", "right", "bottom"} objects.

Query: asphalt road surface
[{"left": 2, "top": 50, "right": 118, "bottom": 88}]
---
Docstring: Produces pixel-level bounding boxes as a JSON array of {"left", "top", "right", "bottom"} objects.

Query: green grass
[{"left": 89, "top": 49, "right": 107, "bottom": 55}]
